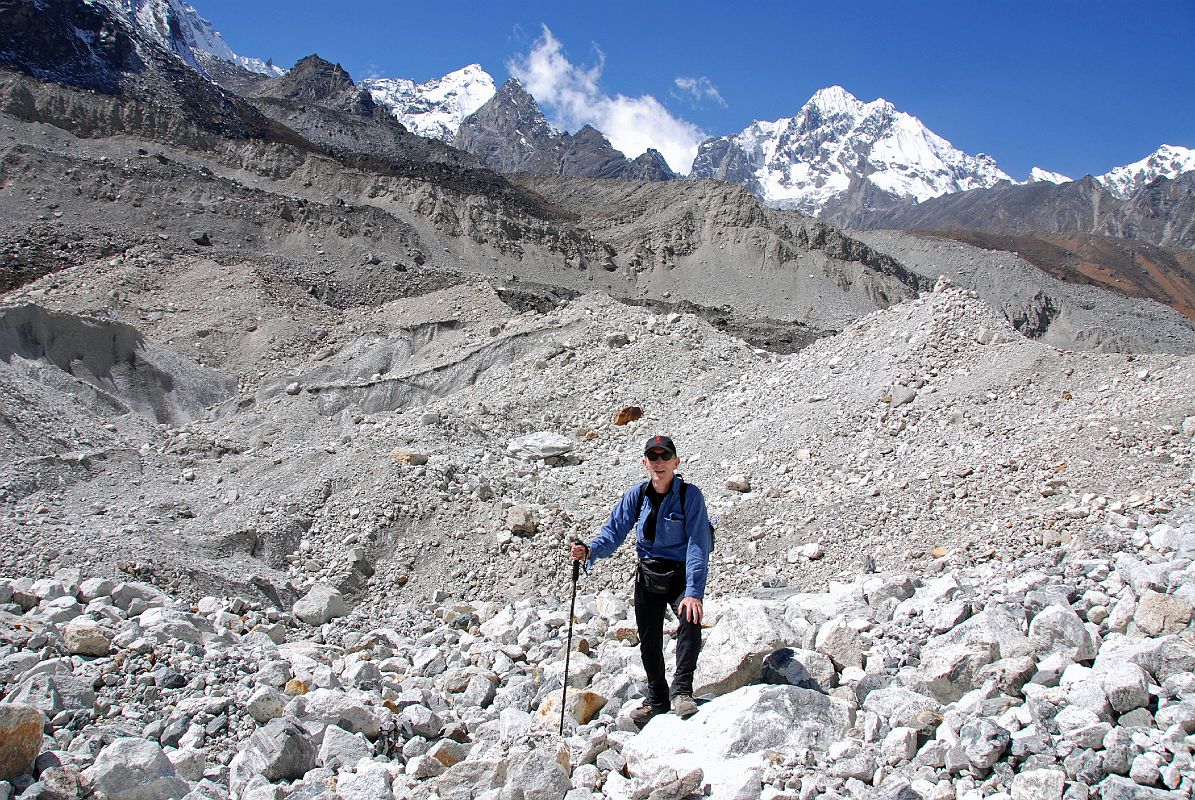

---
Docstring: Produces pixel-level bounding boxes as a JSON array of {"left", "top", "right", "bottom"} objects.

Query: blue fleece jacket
[{"left": 586, "top": 476, "right": 711, "bottom": 599}]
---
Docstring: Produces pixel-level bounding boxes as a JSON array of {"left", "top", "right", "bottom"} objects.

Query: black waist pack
[{"left": 638, "top": 559, "right": 684, "bottom": 595}]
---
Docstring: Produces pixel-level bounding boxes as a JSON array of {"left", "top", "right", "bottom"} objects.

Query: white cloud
[
  {"left": 507, "top": 26, "right": 707, "bottom": 174},
  {"left": 674, "top": 76, "right": 726, "bottom": 108}
]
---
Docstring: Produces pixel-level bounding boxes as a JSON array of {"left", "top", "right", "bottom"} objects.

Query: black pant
[{"left": 634, "top": 562, "right": 702, "bottom": 707}]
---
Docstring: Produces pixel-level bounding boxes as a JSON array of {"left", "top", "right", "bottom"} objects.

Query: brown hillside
[{"left": 923, "top": 230, "right": 1195, "bottom": 320}]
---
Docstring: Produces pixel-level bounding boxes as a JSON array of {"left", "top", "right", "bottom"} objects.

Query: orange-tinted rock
[
  {"left": 537, "top": 688, "right": 608, "bottom": 727},
  {"left": 613, "top": 406, "right": 643, "bottom": 426},
  {"left": 0, "top": 704, "right": 45, "bottom": 781}
]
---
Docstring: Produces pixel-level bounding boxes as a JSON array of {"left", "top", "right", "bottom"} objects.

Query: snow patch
[{"left": 1028, "top": 167, "right": 1073, "bottom": 185}]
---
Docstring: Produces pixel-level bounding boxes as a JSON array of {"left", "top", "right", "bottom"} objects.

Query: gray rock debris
[
  {"left": 291, "top": 584, "right": 348, "bottom": 626},
  {"left": 0, "top": 509, "right": 1193, "bottom": 798},
  {"left": 84, "top": 737, "right": 190, "bottom": 800}
]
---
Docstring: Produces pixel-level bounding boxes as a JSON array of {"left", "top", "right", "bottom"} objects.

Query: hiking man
[{"left": 569, "top": 435, "right": 712, "bottom": 725}]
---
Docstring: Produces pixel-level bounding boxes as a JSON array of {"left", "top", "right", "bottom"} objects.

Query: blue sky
[{"left": 196, "top": 0, "right": 1194, "bottom": 179}]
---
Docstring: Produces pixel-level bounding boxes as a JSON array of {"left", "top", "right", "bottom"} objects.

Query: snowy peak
[
  {"left": 364, "top": 64, "right": 496, "bottom": 143},
  {"left": 691, "top": 85, "right": 1013, "bottom": 217},
  {"left": 1028, "top": 167, "right": 1073, "bottom": 185},
  {"left": 103, "top": 0, "right": 283, "bottom": 77},
  {"left": 806, "top": 85, "right": 866, "bottom": 118},
  {"left": 1097, "top": 144, "right": 1195, "bottom": 199}
]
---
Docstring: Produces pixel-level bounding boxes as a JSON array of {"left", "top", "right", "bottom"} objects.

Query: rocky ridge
[
  {"left": 850, "top": 230, "right": 1195, "bottom": 352},
  {"left": 455, "top": 80, "right": 677, "bottom": 182},
  {"left": 890, "top": 230, "right": 1195, "bottom": 324},
  {"left": 854, "top": 174, "right": 1195, "bottom": 251}
]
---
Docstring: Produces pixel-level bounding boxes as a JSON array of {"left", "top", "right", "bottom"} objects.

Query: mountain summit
[
  {"left": 364, "top": 64, "right": 496, "bottom": 143},
  {"left": 690, "top": 85, "right": 1012, "bottom": 218},
  {"left": 454, "top": 79, "right": 676, "bottom": 181},
  {"left": 1096, "top": 144, "right": 1195, "bottom": 199}
]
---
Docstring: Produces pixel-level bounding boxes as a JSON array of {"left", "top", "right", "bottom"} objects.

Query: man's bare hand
[
  {"left": 678, "top": 597, "right": 703, "bottom": 625},
  {"left": 570, "top": 542, "right": 590, "bottom": 561}
]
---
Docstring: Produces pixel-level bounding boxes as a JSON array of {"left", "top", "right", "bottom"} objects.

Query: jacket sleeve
[
  {"left": 683, "top": 484, "right": 712, "bottom": 599},
  {"left": 585, "top": 483, "right": 643, "bottom": 569}
]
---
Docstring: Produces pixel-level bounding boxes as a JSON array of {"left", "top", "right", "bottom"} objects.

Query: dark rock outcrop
[
  {"left": 625, "top": 149, "right": 677, "bottom": 182},
  {"left": 250, "top": 54, "right": 366, "bottom": 112},
  {"left": 0, "top": 0, "right": 142, "bottom": 95},
  {"left": 455, "top": 79, "right": 675, "bottom": 181},
  {"left": 244, "top": 54, "right": 479, "bottom": 169},
  {"left": 0, "top": 0, "right": 274, "bottom": 142},
  {"left": 689, "top": 137, "right": 762, "bottom": 196}
]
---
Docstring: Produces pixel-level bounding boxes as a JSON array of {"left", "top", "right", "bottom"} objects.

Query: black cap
[{"left": 644, "top": 435, "right": 677, "bottom": 458}]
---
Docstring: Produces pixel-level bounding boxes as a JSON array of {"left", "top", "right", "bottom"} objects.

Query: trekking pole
[{"left": 560, "top": 544, "right": 582, "bottom": 736}]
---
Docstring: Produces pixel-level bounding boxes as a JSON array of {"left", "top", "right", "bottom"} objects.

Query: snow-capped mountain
[
  {"left": 363, "top": 65, "right": 496, "bottom": 143},
  {"left": 101, "top": 0, "right": 284, "bottom": 77},
  {"left": 1028, "top": 167, "right": 1072, "bottom": 185},
  {"left": 690, "top": 85, "right": 1013, "bottom": 217},
  {"left": 1096, "top": 144, "right": 1195, "bottom": 199}
]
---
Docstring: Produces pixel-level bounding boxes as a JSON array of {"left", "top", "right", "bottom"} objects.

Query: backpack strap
[
  {"left": 634, "top": 479, "right": 650, "bottom": 512},
  {"left": 679, "top": 476, "right": 687, "bottom": 514}
]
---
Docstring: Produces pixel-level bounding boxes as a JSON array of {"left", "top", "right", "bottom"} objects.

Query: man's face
[{"left": 643, "top": 449, "right": 680, "bottom": 482}]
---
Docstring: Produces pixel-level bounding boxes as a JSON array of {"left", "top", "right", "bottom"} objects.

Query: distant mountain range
[
  {"left": 3, "top": 0, "right": 1194, "bottom": 349},
  {"left": 360, "top": 68, "right": 1194, "bottom": 247},
  {"left": 21, "top": 0, "right": 1194, "bottom": 250}
]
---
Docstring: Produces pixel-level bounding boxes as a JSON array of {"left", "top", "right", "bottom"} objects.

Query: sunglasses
[{"left": 645, "top": 451, "right": 673, "bottom": 461}]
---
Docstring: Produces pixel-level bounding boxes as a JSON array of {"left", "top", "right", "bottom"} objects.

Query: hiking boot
[
  {"left": 629, "top": 702, "right": 668, "bottom": 728},
  {"left": 671, "top": 693, "right": 699, "bottom": 719}
]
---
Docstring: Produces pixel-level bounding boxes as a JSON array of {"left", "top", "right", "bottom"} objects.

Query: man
[{"left": 569, "top": 435, "right": 712, "bottom": 726}]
